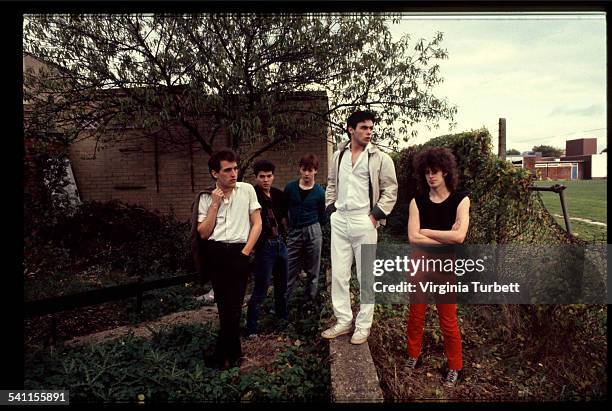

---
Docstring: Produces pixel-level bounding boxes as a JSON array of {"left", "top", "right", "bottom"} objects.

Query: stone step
[
  {"left": 325, "top": 268, "right": 384, "bottom": 402},
  {"left": 329, "top": 335, "right": 384, "bottom": 402}
]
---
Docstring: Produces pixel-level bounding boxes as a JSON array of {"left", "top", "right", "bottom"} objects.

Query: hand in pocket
[
  {"left": 238, "top": 250, "right": 252, "bottom": 272},
  {"left": 369, "top": 214, "right": 377, "bottom": 228}
]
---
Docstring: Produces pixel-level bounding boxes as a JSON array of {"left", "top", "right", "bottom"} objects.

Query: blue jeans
[{"left": 246, "top": 238, "right": 288, "bottom": 334}]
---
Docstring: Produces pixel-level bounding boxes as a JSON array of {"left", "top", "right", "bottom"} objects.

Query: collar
[
  {"left": 340, "top": 140, "right": 377, "bottom": 154},
  {"left": 255, "top": 184, "right": 274, "bottom": 197},
  {"left": 217, "top": 181, "right": 240, "bottom": 191}
]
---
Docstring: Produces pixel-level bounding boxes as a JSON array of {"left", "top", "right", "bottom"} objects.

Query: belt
[
  {"left": 336, "top": 207, "right": 370, "bottom": 216},
  {"left": 293, "top": 221, "right": 320, "bottom": 229},
  {"left": 206, "top": 240, "right": 245, "bottom": 250}
]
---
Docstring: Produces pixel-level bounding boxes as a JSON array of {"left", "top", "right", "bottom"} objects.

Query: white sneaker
[
  {"left": 350, "top": 327, "right": 370, "bottom": 345},
  {"left": 405, "top": 356, "right": 418, "bottom": 374},
  {"left": 195, "top": 289, "right": 215, "bottom": 302},
  {"left": 321, "top": 322, "right": 352, "bottom": 339}
]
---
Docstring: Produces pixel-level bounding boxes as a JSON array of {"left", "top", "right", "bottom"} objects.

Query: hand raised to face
[{"left": 211, "top": 188, "right": 225, "bottom": 206}]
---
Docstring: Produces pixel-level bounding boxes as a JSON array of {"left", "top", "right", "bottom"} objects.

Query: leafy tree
[
  {"left": 532, "top": 144, "right": 563, "bottom": 158},
  {"left": 24, "top": 13, "right": 456, "bottom": 178},
  {"left": 506, "top": 148, "right": 520, "bottom": 155}
]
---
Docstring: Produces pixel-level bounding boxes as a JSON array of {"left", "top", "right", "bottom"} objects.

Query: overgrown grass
[
  {"left": 24, "top": 274, "right": 333, "bottom": 403},
  {"left": 25, "top": 323, "right": 330, "bottom": 403},
  {"left": 370, "top": 304, "right": 607, "bottom": 401},
  {"left": 549, "top": 216, "right": 607, "bottom": 243}
]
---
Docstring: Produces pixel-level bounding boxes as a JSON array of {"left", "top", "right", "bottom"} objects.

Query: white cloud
[{"left": 388, "top": 15, "right": 606, "bottom": 154}]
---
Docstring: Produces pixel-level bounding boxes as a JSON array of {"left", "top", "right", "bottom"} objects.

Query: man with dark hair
[
  {"left": 245, "top": 159, "right": 289, "bottom": 337},
  {"left": 191, "top": 149, "right": 262, "bottom": 370},
  {"left": 284, "top": 154, "right": 326, "bottom": 303},
  {"left": 322, "top": 110, "right": 398, "bottom": 345}
]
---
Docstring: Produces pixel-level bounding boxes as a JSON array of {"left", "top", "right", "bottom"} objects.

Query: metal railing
[
  {"left": 24, "top": 272, "right": 200, "bottom": 345},
  {"left": 528, "top": 183, "right": 572, "bottom": 235}
]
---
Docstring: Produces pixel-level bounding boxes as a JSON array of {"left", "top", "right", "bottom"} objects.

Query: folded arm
[
  {"left": 419, "top": 197, "right": 470, "bottom": 244},
  {"left": 407, "top": 199, "right": 443, "bottom": 246}
]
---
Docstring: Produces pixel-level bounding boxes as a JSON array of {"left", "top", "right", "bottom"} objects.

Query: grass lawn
[
  {"left": 533, "top": 179, "right": 607, "bottom": 242},
  {"left": 533, "top": 179, "right": 606, "bottom": 222}
]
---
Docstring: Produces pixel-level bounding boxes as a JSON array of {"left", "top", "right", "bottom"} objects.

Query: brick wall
[
  {"left": 561, "top": 155, "right": 591, "bottom": 179},
  {"left": 522, "top": 156, "right": 537, "bottom": 173},
  {"left": 566, "top": 138, "right": 597, "bottom": 156},
  {"left": 536, "top": 165, "right": 572, "bottom": 180},
  {"left": 25, "top": 53, "right": 334, "bottom": 221},
  {"left": 534, "top": 162, "right": 584, "bottom": 180},
  {"left": 69, "top": 104, "right": 332, "bottom": 221}
]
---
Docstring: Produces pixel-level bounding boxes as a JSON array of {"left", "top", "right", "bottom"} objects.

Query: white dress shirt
[
  {"left": 197, "top": 182, "right": 261, "bottom": 243},
  {"left": 335, "top": 142, "right": 371, "bottom": 212}
]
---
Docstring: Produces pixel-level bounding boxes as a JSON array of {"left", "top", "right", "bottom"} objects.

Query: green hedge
[{"left": 386, "top": 128, "right": 579, "bottom": 245}]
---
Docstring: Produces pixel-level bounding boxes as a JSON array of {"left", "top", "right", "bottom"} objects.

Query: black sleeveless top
[{"left": 414, "top": 191, "right": 468, "bottom": 230}]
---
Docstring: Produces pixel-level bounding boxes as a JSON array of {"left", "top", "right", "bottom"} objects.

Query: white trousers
[{"left": 330, "top": 210, "right": 378, "bottom": 330}]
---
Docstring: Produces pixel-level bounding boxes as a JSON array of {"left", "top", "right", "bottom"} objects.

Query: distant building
[
  {"left": 517, "top": 138, "right": 605, "bottom": 180},
  {"left": 559, "top": 138, "right": 604, "bottom": 179},
  {"left": 590, "top": 152, "right": 607, "bottom": 178}
]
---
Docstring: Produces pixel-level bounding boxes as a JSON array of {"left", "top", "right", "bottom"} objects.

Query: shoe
[
  {"left": 196, "top": 289, "right": 215, "bottom": 303},
  {"left": 444, "top": 369, "right": 460, "bottom": 387},
  {"left": 405, "top": 356, "right": 418, "bottom": 373},
  {"left": 350, "top": 327, "right": 370, "bottom": 345},
  {"left": 321, "top": 322, "right": 352, "bottom": 339}
]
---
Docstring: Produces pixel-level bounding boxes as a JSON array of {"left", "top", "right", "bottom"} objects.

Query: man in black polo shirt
[{"left": 246, "top": 160, "right": 289, "bottom": 337}]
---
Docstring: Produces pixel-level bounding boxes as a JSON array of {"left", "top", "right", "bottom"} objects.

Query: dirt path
[
  {"left": 61, "top": 296, "right": 309, "bottom": 374},
  {"left": 553, "top": 214, "right": 607, "bottom": 227},
  {"left": 63, "top": 305, "right": 219, "bottom": 347}
]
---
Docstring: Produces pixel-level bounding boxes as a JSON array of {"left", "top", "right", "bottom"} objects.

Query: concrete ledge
[
  {"left": 325, "top": 268, "right": 384, "bottom": 403},
  {"left": 329, "top": 335, "right": 384, "bottom": 402}
]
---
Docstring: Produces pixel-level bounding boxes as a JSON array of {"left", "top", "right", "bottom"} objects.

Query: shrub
[
  {"left": 386, "top": 128, "right": 578, "bottom": 245},
  {"left": 25, "top": 200, "right": 192, "bottom": 294},
  {"left": 24, "top": 323, "right": 331, "bottom": 402}
]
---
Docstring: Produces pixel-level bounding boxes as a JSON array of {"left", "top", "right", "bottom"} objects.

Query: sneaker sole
[
  {"left": 321, "top": 328, "right": 352, "bottom": 339},
  {"left": 350, "top": 337, "right": 369, "bottom": 345}
]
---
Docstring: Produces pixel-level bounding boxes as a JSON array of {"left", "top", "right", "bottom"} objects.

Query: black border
[{"left": 8, "top": 1, "right": 611, "bottom": 408}]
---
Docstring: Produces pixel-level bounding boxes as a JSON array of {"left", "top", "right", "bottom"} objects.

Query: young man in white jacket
[{"left": 322, "top": 110, "right": 398, "bottom": 344}]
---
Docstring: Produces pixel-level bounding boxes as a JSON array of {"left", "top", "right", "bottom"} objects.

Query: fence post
[
  {"left": 558, "top": 187, "right": 573, "bottom": 236},
  {"left": 498, "top": 118, "right": 506, "bottom": 161},
  {"left": 529, "top": 184, "right": 573, "bottom": 236}
]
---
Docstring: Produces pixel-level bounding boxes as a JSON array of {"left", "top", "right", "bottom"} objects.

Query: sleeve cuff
[{"left": 370, "top": 205, "right": 387, "bottom": 221}]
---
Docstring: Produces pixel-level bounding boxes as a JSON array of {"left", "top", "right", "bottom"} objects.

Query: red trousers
[{"left": 405, "top": 248, "right": 463, "bottom": 370}]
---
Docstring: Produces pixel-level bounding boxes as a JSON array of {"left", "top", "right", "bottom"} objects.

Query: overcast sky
[{"left": 388, "top": 13, "right": 607, "bottom": 154}]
